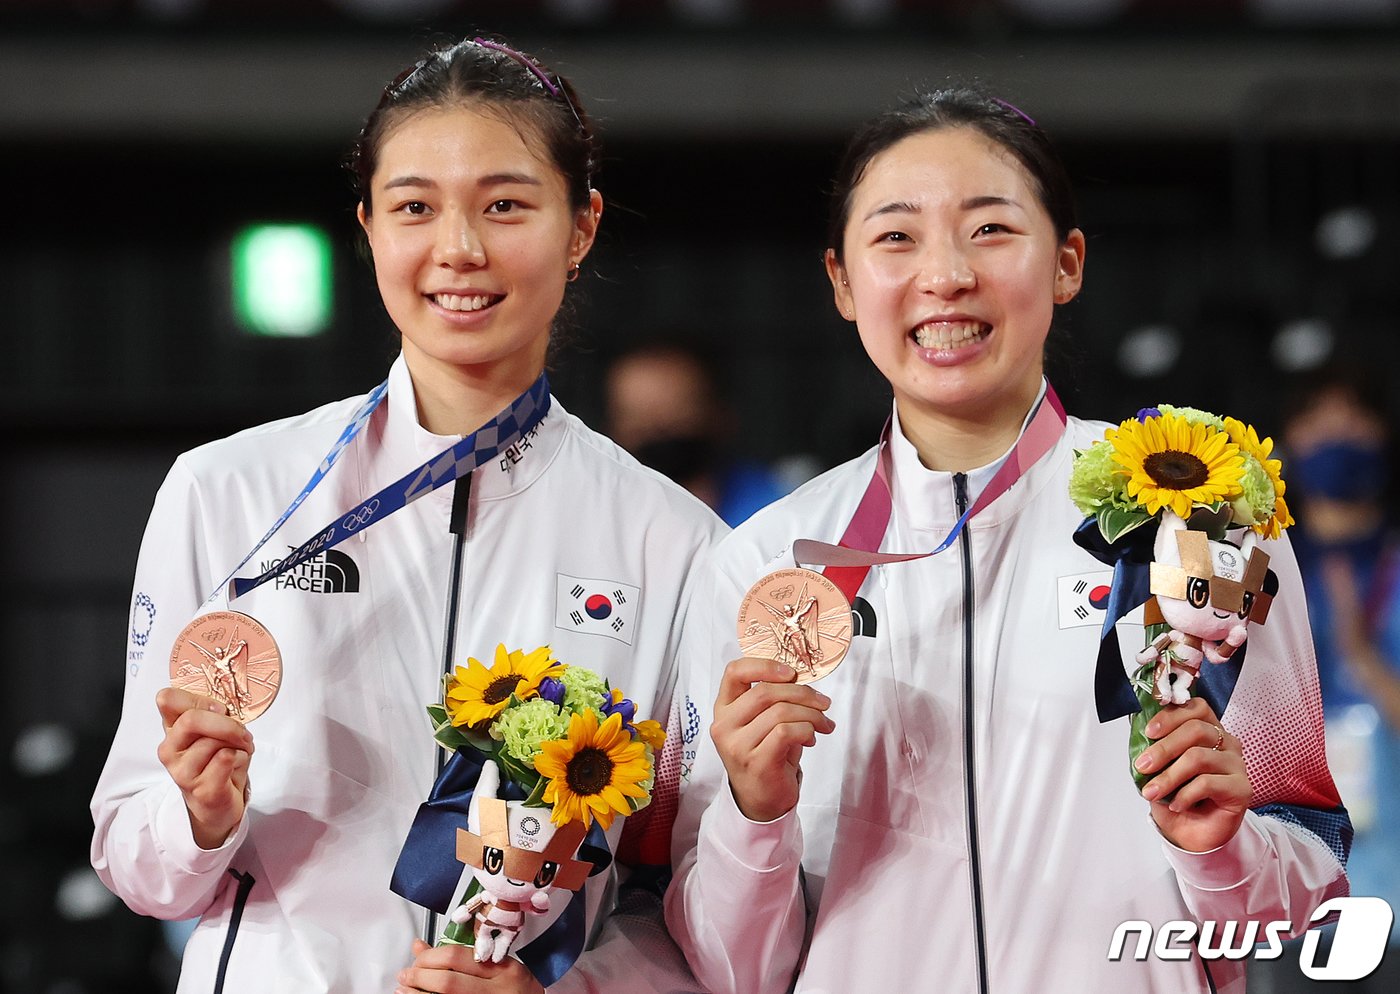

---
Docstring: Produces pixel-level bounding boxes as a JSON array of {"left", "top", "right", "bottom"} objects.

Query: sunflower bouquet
[
  {"left": 396, "top": 644, "right": 667, "bottom": 961},
  {"left": 1069, "top": 405, "right": 1290, "bottom": 784},
  {"left": 1069, "top": 404, "right": 1291, "bottom": 545},
  {"left": 429, "top": 644, "right": 665, "bottom": 832}
]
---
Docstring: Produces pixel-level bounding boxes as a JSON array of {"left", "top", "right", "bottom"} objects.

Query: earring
[{"left": 566, "top": 263, "right": 581, "bottom": 283}]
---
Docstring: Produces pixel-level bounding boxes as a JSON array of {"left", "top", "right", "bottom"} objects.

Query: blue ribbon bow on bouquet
[{"left": 1073, "top": 517, "right": 1245, "bottom": 724}]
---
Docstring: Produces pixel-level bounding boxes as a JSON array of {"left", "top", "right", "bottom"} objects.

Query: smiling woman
[
  {"left": 666, "top": 86, "right": 1349, "bottom": 994},
  {"left": 350, "top": 40, "right": 602, "bottom": 437},
  {"left": 356, "top": 103, "right": 600, "bottom": 435},
  {"left": 89, "top": 36, "right": 722, "bottom": 994},
  {"left": 826, "top": 125, "right": 1084, "bottom": 467}
]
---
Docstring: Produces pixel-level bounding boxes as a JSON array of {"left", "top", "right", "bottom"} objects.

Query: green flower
[
  {"left": 1231, "top": 454, "right": 1276, "bottom": 528},
  {"left": 491, "top": 697, "right": 572, "bottom": 766},
  {"left": 559, "top": 665, "right": 608, "bottom": 715},
  {"left": 1157, "top": 404, "right": 1225, "bottom": 431},
  {"left": 1068, "top": 441, "right": 1131, "bottom": 517}
]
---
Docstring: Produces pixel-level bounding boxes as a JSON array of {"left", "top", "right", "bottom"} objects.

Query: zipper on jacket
[
  {"left": 955, "top": 472, "right": 991, "bottom": 994},
  {"left": 212, "top": 868, "right": 256, "bottom": 994}
]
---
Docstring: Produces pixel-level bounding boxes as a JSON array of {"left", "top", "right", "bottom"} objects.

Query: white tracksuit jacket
[
  {"left": 92, "top": 355, "right": 724, "bottom": 994},
  {"left": 666, "top": 401, "right": 1350, "bottom": 994}
]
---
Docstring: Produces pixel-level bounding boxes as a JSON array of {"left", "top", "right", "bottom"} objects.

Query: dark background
[{"left": 3, "top": 1, "right": 1399, "bottom": 990}]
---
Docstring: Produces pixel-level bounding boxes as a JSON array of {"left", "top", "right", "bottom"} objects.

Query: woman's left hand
[
  {"left": 1134, "top": 696, "right": 1252, "bottom": 853},
  {"left": 396, "top": 940, "right": 545, "bottom": 994}
]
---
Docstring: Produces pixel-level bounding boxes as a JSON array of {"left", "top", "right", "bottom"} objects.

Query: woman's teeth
[
  {"left": 434, "top": 293, "right": 498, "bottom": 312},
  {"left": 913, "top": 321, "right": 987, "bottom": 350}
]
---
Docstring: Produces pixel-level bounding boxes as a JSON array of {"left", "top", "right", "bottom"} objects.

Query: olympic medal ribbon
[
  {"left": 203, "top": 379, "right": 389, "bottom": 605},
  {"left": 794, "top": 382, "right": 1068, "bottom": 605},
  {"left": 224, "top": 374, "right": 550, "bottom": 601}
]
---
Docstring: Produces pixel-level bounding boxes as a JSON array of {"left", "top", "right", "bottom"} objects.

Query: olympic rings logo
[{"left": 342, "top": 499, "right": 381, "bottom": 531}]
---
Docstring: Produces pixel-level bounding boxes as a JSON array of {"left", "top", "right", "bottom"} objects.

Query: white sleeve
[
  {"left": 89, "top": 458, "right": 250, "bottom": 920},
  {"left": 1165, "top": 810, "right": 1348, "bottom": 934},
  {"left": 545, "top": 868, "right": 703, "bottom": 994},
  {"left": 1166, "top": 532, "right": 1349, "bottom": 933},
  {"left": 664, "top": 555, "right": 808, "bottom": 994}
]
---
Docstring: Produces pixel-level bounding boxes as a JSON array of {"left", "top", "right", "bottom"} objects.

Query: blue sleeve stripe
[{"left": 1253, "top": 801, "right": 1353, "bottom": 866}]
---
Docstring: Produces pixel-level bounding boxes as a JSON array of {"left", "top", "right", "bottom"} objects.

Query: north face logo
[
  {"left": 259, "top": 548, "right": 361, "bottom": 593},
  {"left": 851, "top": 596, "right": 878, "bottom": 638}
]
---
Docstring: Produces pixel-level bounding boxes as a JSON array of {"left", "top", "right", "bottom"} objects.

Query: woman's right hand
[
  {"left": 155, "top": 687, "right": 254, "bottom": 849},
  {"left": 396, "top": 939, "right": 543, "bottom": 994},
  {"left": 711, "top": 657, "right": 836, "bottom": 823}
]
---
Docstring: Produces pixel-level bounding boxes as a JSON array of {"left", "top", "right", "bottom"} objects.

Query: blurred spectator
[
  {"left": 604, "top": 343, "right": 797, "bottom": 525},
  {"left": 1284, "top": 371, "right": 1400, "bottom": 937}
]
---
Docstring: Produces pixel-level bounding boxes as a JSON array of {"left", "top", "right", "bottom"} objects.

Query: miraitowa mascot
[
  {"left": 1137, "top": 509, "right": 1277, "bottom": 711},
  {"left": 452, "top": 760, "right": 593, "bottom": 964}
]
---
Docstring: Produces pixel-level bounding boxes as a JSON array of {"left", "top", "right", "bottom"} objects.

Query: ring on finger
[{"left": 1212, "top": 724, "right": 1225, "bottom": 752}]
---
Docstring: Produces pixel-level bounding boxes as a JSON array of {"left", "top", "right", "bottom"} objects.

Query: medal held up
[
  {"left": 1068, "top": 405, "right": 1292, "bottom": 784},
  {"left": 168, "top": 611, "right": 283, "bottom": 724},
  {"left": 737, "top": 568, "right": 853, "bottom": 683}
]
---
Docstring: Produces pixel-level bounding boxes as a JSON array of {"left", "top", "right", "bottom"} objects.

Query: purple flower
[
  {"left": 538, "top": 676, "right": 566, "bottom": 708},
  {"left": 601, "top": 692, "right": 636, "bottom": 728},
  {"left": 1136, "top": 407, "right": 1162, "bottom": 423}
]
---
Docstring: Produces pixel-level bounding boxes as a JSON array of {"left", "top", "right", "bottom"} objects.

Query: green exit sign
[{"left": 231, "top": 224, "right": 333, "bottom": 337}]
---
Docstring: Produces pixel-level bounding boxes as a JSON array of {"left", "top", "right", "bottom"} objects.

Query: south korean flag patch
[
  {"left": 555, "top": 574, "right": 641, "bottom": 645},
  {"left": 1057, "top": 570, "right": 1115, "bottom": 630}
]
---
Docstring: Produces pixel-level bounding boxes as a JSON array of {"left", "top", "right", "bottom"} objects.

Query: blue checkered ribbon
[
  {"left": 220, "top": 373, "right": 551, "bottom": 602},
  {"left": 204, "top": 379, "right": 388, "bottom": 604}
]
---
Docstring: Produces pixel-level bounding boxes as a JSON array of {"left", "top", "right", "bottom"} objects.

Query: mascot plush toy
[
  {"left": 452, "top": 759, "right": 593, "bottom": 964},
  {"left": 1137, "top": 510, "right": 1276, "bottom": 706}
]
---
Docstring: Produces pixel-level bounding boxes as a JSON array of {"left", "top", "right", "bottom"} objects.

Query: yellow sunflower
[
  {"left": 1224, "top": 416, "right": 1294, "bottom": 539},
  {"left": 1109, "top": 413, "right": 1245, "bottom": 520},
  {"left": 535, "top": 710, "right": 652, "bottom": 831},
  {"left": 444, "top": 644, "right": 564, "bottom": 729}
]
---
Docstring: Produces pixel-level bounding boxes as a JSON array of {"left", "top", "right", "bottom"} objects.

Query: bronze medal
[
  {"left": 169, "top": 611, "right": 283, "bottom": 723},
  {"left": 737, "top": 568, "right": 852, "bottom": 683}
]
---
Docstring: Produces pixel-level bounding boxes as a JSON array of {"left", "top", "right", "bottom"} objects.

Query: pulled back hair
[
  {"left": 350, "top": 37, "right": 598, "bottom": 215},
  {"left": 827, "top": 87, "right": 1077, "bottom": 259}
]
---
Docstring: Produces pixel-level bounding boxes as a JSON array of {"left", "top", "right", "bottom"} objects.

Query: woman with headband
[
  {"left": 91, "top": 37, "right": 721, "bottom": 994},
  {"left": 665, "top": 89, "right": 1349, "bottom": 993}
]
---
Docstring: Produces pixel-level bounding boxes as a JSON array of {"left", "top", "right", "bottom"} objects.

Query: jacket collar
[
  {"left": 887, "top": 379, "right": 1068, "bottom": 534},
  {"left": 374, "top": 354, "right": 566, "bottom": 509}
]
